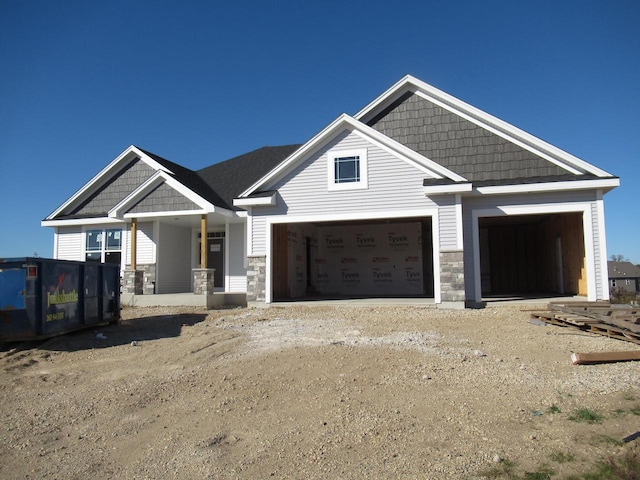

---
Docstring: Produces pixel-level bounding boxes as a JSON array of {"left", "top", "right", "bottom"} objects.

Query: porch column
[
  {"left": 130, "top": 218, "right": 137, "bottom": 270},
  {"left": 123, "top": 217, "right": 143, "bottom": 295},
  {"left": 200, "top": 214, "right": 207, "bottom": 269}
]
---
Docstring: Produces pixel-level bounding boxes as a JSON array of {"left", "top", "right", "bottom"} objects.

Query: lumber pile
[{"left": 530, "top": 301, "right": 640, "bottom": 345}]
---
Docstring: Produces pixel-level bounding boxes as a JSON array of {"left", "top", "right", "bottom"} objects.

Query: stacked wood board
[{"left": 530, "top": 302, "right": 640, "bottom": 345}]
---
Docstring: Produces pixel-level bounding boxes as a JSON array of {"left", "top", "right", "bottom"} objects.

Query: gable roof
[
  {"left": 43, "top": 144, "right": 302, "bottom": 223},
  {"left": 356, "top": 75, "right": 616, "bottom": 182},
  {"left": 237, "top": 114, "right": 469, "bottom": 199},
  {"left": 608, "top": 261, "right": 640, "bottom": 278}
]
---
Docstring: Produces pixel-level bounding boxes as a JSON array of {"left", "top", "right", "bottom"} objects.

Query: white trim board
[
  {"left": 262, "top": 207, "right": 441, "bottom": 304},
  {"left": 470, "top": 202, "right": 598, "bottom": 303}
]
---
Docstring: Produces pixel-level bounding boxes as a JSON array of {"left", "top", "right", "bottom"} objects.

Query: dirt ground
[{"left": 1, "top": 304, "right": 639, "bottom": 479}]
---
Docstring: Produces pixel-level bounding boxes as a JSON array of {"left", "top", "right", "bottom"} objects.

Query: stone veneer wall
[
  {"left": 193, "top": 268, "right": 215, "bottom": 295},
  {"left": 439, "top": 250, "right": 465, "bottom": 304},
  {"left": 246, "top": 256, "right": 266, "bottom": 302},
  {"left": 122, "top": 270, "right": 143, "bottom": 295},
  {"left": 124, "top": 264, "right": 156, "bottom": 295}
]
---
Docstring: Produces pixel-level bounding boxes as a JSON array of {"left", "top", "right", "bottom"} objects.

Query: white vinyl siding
[
  {"left": 262, "top": 131, "right": 437, "bottom": 217},
  {"left": 228, "top": 222, "right": 247, "bottom": 292},
  {"left": 55, "top": 226, "right": 83, "bottom": 261},
  {"left": 436, "top": 197, "right": 458, "bottom": 250},
  {"left": 156, "top": 222, "right": 191, "bottom": 293},
  {"left": 251, "top": 130, "right": 439, "bottom": 257},
  {"left": 126, "top": 221, "right": 155, "bottom": 265}
]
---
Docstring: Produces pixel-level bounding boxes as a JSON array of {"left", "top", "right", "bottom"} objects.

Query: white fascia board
[
  {"left": 41, "top": 217, "right": 124, "bottom": 227},
  {"left": 475, "top": 178, "right": 619, "bottom": 196},
  {"left": 45, "top": 145, "right": 180, "bottom": 221},
  {"left": 239, "top": 114, "right": 466, "bottom": 198},
  {"left": 356, "top": 75, "right": 614, "bottom": 178},
  {"left": 423, "top": 183, "right": 473, "bottom": 195},
  {"left": 355, "top": 74, "right": 416, "bottom": 121},
  {"left": 46, "top": 145, "right": 141, "bottom": 220},
  {"left": 233, "top": 193, "right": 276, "bottom": 207},
  {"left": 238, "top": 114, "right": 353, "bottom": 198}
]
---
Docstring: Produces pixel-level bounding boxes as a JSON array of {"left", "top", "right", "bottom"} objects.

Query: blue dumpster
[{"left": 0, "top": 257, "right": 120, "bottom": 342}]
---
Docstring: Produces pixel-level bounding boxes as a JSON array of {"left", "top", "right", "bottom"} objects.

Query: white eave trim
[
  {"left": 238, "top": 114, "right": 467, "bottom": 198},
  {"left": 45, "top": 145, "right": 178, "bottom": 221},
  {"left": 42, "top": 217, "right": 124, "bottom": 227},
  {"left": 423, "top": 183, "right": 473, "bottom": 195},
  {"left": 475, "top": 178, "right": 620, "bottom": 195},
  {"left": 233, "top": 193, "right": 277, "bottom": 207},
  {"left": 355, "top": 75, "right": 614, "bottom": 179}
]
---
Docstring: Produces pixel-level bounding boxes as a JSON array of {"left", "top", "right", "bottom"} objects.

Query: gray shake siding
[
  {"left": 64, "top": 159, "right": 155, "bottom": 216},
  {"left": 129, "top": 182, "right": 200, "bottom": 213},
  {"left": 368, "top": 92, "right": 569, "bottom": 182}
]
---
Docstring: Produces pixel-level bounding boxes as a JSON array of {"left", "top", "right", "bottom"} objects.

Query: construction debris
[
  {"left": 530, "top": 302, "right": 640, "bottom": 345},
  {"left": 571, "top": 351, "right": 640, "bottom": 365}
]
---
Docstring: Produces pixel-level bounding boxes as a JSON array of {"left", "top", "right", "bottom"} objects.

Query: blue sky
[{"left": 1, "top": 0, "right": 638, "bottom": 263}]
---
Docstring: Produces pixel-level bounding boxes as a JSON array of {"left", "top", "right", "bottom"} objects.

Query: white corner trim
[
  {"left": 233, "top": 193, "right": 276, "bottom": 207},
  {"left": 432, "top": 208, "right": 442, "bottom": 304},
  {"left": 424, "top": 183, "right": 473, "bottom": 195},
  {"left": 595, "top": 191, "right": 609, "bottom": 300},
  {"left": 475, "top": 178, "right": 619, "bottom": 195}
]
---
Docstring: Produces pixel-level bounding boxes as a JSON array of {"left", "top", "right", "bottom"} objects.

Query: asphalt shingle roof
[{"left": 139, "top": 145, "right": 301, "bottom": 211}]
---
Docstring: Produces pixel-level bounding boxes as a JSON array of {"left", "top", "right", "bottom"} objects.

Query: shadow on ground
[{"left": 9, "top": 313, "right": 208, "bottom": 353}]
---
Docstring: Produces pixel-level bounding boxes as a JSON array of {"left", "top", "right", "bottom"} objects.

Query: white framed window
[
  {"left": 327, "top": 148, "right": 368, "bottom": 191},
  {"left": 85, "top": 228, "right": 122, "bottom": 265}
]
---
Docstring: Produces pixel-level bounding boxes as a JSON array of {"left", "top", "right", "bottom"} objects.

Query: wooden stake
[{"left": 571, "top": 351, "right": 640, "bottom": 365}]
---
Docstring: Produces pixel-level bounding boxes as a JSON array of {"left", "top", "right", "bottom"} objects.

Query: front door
[{"left": 207, "top": 238, "right": 224, "bottom": 289}]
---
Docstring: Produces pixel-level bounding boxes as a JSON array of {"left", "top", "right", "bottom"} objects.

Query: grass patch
[
  {"left": 579, "top": 445, "right": 640, "bottom": 480},
  {"left": 523, "top": 467, "right": 555, "bottom": 479},
  {"left": 547, "top": 404, "right": 562, "bottom": 414},
  {"left": 549, "top": 450, "right": 575, "bottom": 463},
  {"left": 591, "top": 435, "right": 625, "bottom": 447},
  {"left": 568, "top": 408, "right": 604, "bottom": 424},
  {"left": 480, "top": 458, "right": 516, "bottom": 478},
  {"left": 629, "top": 405, "right": 640, "bottom": 416}
]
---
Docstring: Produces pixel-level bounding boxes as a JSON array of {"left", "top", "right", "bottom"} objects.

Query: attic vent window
[
  {"left": 327, "top": 148, "right": 368, "bottom": 191},
  {"left": 335, "top": 156, "right": 360, "bottom": 183}
]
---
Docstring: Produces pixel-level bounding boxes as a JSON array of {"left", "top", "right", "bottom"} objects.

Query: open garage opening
[
  {"left": 479, "top": 212, "right": 587, "bottom": 300},
  {"left": 271, "top": 218, "right": 434, "bottom": 301}
]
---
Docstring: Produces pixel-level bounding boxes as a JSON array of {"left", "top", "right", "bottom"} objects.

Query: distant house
[
  {"left": 42, "top": 75, "right": 619, "bottom": 308},
  {"left": 608, "top": 261, "right": 640, "bottom": 294}
]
